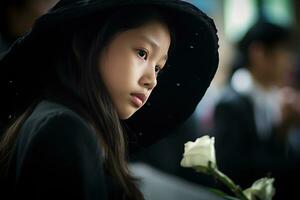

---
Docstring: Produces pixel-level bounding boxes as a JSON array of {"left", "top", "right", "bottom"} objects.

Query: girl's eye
[{"left": 137, "top": 49, "right": 148, "bottom": 60}]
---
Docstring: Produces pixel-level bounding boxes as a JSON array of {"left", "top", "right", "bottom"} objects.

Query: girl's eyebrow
[{"left": 139, "top": 35, "right": 168, "bottom": 61}]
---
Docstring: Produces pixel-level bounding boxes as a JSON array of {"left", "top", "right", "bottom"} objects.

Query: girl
[{"left": 0, "top": 0, "right": 219, "bottom": 199}]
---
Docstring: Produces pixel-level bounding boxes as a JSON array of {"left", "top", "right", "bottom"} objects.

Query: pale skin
[{"left": 98, "top": 21, "right": 171, "bottom": 119}]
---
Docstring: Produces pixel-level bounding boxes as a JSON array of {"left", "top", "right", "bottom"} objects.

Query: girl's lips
[{"left": 131, "top": 93, "right": 147, "bottom": 107}]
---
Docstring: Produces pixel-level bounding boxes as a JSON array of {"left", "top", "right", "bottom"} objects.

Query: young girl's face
[{"left": 98, "top": 21, "right": 171, "bottom": 119}]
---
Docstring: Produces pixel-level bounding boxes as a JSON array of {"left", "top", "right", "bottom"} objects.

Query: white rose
[
  {"left": 243, "top": 177, "right": 275, "bottom": 200},
  {"left": 180, "top": 135, "right": 217, "bottom": 173}
]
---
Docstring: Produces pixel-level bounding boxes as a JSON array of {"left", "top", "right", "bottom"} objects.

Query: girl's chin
[{"left": 118, "top": 109, "right": 138, "bottom": 120}]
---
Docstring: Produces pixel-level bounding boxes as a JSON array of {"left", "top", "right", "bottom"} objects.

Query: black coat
[
  {"left": 2, "top": 100, "right": 123, "bottom": 199},
  {"left": 213, "top": 86, "right": 299, "bottom": 199}
]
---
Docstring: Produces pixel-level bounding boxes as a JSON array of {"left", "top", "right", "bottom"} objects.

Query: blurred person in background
[
  {"left": 283, "top": 55, "right": 300, "bottom": 165},
  {"left": 0, "top": 0, "right": 59, "bottom": 56},
  {"left": 212, "top": 21, "right": 300, "bottom": 199}
]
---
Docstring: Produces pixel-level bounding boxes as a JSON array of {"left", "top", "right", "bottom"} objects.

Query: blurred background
[{"left": 2, "top": 0, "right": 300, "bottom": 199}]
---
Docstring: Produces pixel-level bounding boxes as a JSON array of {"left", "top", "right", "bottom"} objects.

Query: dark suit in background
[{"left": 213, "top": 85, "right": 299, "bottom": 200}]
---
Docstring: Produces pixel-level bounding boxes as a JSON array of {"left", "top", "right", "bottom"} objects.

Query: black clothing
[
  {"left": 213, "top": 86, "right": 299, "bottom": 199},
  {"left": 3, "top": 100, "right": 109, "bottom": 199},
  {"left": 0, "top": 33, "right": 11, "bottom": 58}
]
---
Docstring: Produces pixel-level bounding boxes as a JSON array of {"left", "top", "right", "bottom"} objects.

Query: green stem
[{"left": 209, "top": 167, "right": 249, "bottom": 200}]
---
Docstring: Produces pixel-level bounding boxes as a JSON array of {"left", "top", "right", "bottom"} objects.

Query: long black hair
[{"left": 0, "top": 5, "right": 173, "bottom": 200}]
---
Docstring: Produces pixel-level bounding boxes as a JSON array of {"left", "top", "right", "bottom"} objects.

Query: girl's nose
[{"left": 140, "top": 66, "right": 157, "bottom": 90}]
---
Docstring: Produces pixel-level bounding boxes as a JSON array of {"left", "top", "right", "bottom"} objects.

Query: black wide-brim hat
[{"left": 0, "top": 0, "right": 219, "bottom": 146}]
